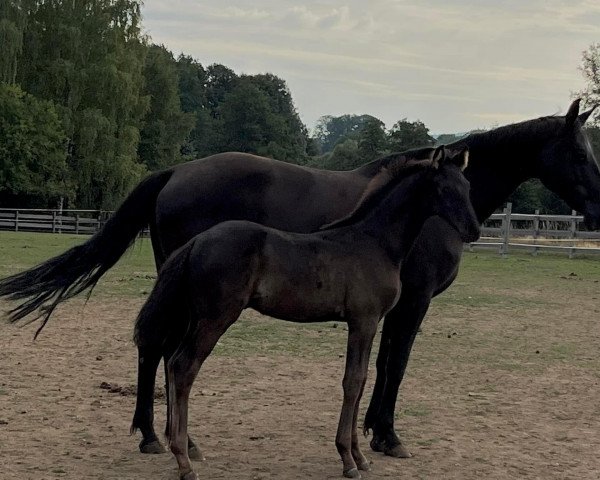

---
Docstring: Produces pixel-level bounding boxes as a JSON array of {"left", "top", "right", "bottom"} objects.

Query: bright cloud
[{"left": 142, "top": 1, "right": 600, "bottom": 133}]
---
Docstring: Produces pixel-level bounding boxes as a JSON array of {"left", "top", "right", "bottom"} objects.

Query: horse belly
[{"left": 249, "top": 273, "right": 346, "bottom": 323}]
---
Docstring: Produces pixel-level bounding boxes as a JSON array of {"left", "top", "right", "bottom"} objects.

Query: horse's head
[
  {"left": 537, "top": 99, "right": 600, "bottom": 230},
  {"left": 428, "top": 146, "right": 481, "bottom": 243}
]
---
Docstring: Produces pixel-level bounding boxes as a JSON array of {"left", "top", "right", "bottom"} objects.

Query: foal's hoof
[
  {"left": 188, "top": 444, "right": 205, "bottom": 461},
  {"left": 139, "top": 439, "right": 167, "bottom": 454},
  {"left": 357, "top": 460, "right": 371, "bottom": 471},
  {"left": 343, "top": 467, "right": 361, "bottom": 479},
  {"left": 180, "top": 471, "right": 199, "bottom": 480},
  {"left": 384, "top": 443, "right": 412, "bottom": 458}
]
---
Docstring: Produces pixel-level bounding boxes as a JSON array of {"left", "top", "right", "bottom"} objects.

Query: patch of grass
[{"left": 0, "top": 231, "right": 599, "bottom": 363}]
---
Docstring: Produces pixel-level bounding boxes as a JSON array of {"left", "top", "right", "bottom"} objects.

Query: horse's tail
[
  {"left": 0, "top": 169, "right": 174, "bottom": 337},
  {"left": 133, "top": 240, "right": 195, "bottom": 351}
]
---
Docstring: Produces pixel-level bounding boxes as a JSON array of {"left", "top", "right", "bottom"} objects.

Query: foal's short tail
[
  {"left": 133, "top": 240, "right": 195, "bottom": 351},
  {"left": 0, "top": 169, "right": 173, "bottom": 337}
]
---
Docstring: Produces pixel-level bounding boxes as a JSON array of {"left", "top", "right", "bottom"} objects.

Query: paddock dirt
[{"left": 1, "top": 289, "right": 599, "bottom": 480}]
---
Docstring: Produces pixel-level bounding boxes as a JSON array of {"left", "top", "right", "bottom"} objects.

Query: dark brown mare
[
  {"left": 1, "top": 100, "right": 598, "bottom": 458},
  {"left": 133, "top": 148, "right": 479, "bottom": 479}
]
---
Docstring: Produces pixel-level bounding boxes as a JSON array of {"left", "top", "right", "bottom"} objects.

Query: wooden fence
[
  {"left": 0, "top": 208, "right": 112, "bottom": 235},
  {"left": 1, "top": 204, "right": 599, "bottom": 257},
  {"left": 468, "top": 203, "right": 600, "bottom": 257}
]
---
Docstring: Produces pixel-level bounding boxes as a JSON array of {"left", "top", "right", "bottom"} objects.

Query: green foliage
[
  {"left": 0, "top": 0, "right": 28, "bottom": 84},
  {"left": 358, "top": 117, "right": 387, "bottom": 161},
  {"left": 0, "top": 82, "right": 70, "bottom": 206},
  {"left": 577, "top": 43, "right": 600, "bottom": 124},
  {"left": 388, "top": 118, "right": 435, "bottom": 151},
  {"left": 138, "top": 45, "right": 195, "bottom": 170},
  {"left": 314, "top": 114, "right": 380, "bottom": 153},
  {"left": 15, "top": 0, "right": 149, "bottom": 209}
]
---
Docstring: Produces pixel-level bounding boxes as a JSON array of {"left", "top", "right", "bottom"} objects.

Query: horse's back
[{"left": 154, "top": 153, "right": 369, "bottom": 255}]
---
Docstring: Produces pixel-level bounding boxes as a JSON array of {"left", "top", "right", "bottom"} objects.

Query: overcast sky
[{"left": 142, "top": 1, "right": 600, "bottom": 134}]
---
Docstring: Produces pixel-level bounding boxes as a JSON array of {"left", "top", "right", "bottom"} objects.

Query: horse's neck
[
  {"left": 352, "top": 176, "right": 426, "bottom": 263},
  {"left": 457, "top": 118, "right": 562, "bottom": 222}
]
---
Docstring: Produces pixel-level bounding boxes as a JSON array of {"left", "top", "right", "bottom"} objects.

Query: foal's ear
[
  {"left": 431, "top": 145, "right": 445, "bottom": 169},
  {"left": 565, "top": 99, "right": 581, "bottom": 128},
  {"left": 578, "top": 105, "right": 598, "bottom": 125},
  {"left": 454, "top": 146, "right": 469, "bottom": 171}
]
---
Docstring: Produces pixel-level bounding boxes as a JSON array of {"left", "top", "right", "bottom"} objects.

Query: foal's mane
[{"left": 320, "top": 157, "right": 434, "bottom": 231}]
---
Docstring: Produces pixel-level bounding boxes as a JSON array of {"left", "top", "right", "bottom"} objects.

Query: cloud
[{"left": 142, "top": 0, "right": 598, "bottom": 132}]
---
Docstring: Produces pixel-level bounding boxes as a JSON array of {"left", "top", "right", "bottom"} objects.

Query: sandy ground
[{"left": 1, "top": 292, "right": 599, "bottom": 480}]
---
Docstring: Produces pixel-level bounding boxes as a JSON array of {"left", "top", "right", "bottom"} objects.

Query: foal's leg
[
  {"left": 132, "top": 345, "right": 166, "bottom": 453},
  {"left": 168, "top": 309, "right": 241, "bottom": 480},
  {"left": 350, "top": 357, "right": 372, "bottom": 472},
  {"left": 163, "top": 348, "right": 204, "bottom": 461},
  {"left": 336, "top": 319, "right": 378, "bottom": 479}
]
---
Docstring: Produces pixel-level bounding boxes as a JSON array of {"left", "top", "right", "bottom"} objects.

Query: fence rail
[
  {"left": 1, "top": 204, "right": 599, "bottom": 257},
  {"left": 468, "top": 203, "right": 600, "bottom": 257},
  {"left": 0, "top": 208, "right": 111, "bottom": 235}
]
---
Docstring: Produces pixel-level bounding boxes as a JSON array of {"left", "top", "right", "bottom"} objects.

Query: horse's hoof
[
  {"left": 180, "top": 471, "right": 199, "bottom": 480},
  {"left": 188, "top": 444, "right": 205, "bottom": 461},
  {"left": 357, "top": 460, "right": 371, "bottom": 471},
  {"left": 343, "top": 467, "right": 361, "bottom": 478},
  {"left": 384, "top": 443, "right": 412, "bottom": 458},
  {"left": 139, "top": 439, "right": 167, "bottom": 454},
  {"left": 369, "top": 437, "right": 384, "bottom": 453}
]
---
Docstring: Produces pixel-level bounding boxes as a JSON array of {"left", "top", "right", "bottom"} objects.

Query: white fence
[{"left": 469, "top": 203, "right": 600, "bottom": 257}]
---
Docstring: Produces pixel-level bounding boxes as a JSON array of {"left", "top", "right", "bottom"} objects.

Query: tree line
[{"left": 0, "top": 1, "right": 598, "bottom": 214}]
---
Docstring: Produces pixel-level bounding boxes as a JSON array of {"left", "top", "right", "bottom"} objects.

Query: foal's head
[
  {"left": 321, "top": 146, "right": 480, "bottom": 243},
  {"left": 426, "top": 146, "right": 481, "bottom": 243}
]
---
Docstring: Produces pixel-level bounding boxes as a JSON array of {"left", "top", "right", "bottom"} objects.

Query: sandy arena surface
[{"left": 1, "top": 290, "right": 599, "bottom": 480}]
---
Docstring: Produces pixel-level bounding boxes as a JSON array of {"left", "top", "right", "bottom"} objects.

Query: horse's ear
[
  {"left": 431, "top": 145, "right": 445, "bottom": 169},
  {"left": 565, "top": 99, "right": 581, "bottom": 127},
  {"left": 452, "top": 146, "right": 469, "bottom": 171},
  {"left": 578, "top": 105, "right": 598, "bottom": 125}
]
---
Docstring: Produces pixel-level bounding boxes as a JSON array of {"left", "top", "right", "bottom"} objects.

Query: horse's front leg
[
  {"left": 336, "top": 319, "right": 378, "bottom": 479},
  {"left": 365, "top": 286, "right": 432, "bottom": 458}
]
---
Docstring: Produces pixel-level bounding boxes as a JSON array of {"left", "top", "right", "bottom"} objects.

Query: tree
[
  {"left": 16, "top": 0, "right": 149, "bottom": 209},
  {"left": 357, "top": 117, "right": 387, "bottom": 161},
  {"left": 138, "top": 45, "right": 195, "bottom": 170},
  {"left": 314, "top": 114, "right": 381, "bottom": 153},
  {"left": 217, "top": 79, "right": 277, "bottom": 154},
  {"left": 176, "top": 54, "right": 212, "bottom": 158},
  {"left": 0, "top": 0, "right": 29, "bottom": 84},
  {"left": 387, "top": 119, "right": 435, "bottom": 151},
  {"left": 0, "top": 82, "right": 71, "bottom": 207},
  {"left": 577, "top": 43, "right": 600, "bottom": 124}
]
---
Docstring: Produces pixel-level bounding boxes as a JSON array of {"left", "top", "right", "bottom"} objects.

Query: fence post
[
  {"left": 569, "top": 210, "right": 577, "bottom": 259},
  {"left": 75, "top": 213, "right": 80, "bottom": 234},
  {"left": 532, "top": 209, "right": 540, "bottom": 256},
  {"left": 14, "top": 210, "right": 19, "bottom": 232},
  {"left": 52, "top": 210, "right": 57, "bottom": 234},
  {"left": 499, "top": 202, "right": 512, "bottom": 257}
]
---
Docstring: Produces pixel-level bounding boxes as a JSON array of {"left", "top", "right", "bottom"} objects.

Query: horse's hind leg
[
  {"left": 163, "top": 345, "right": 204, "bottom": 460},
  {"left": 132, "top": 345, "right": 165, "bottom": 454},
  {"left": 168, "top": 309, "right": 242, "bottom": 480}
]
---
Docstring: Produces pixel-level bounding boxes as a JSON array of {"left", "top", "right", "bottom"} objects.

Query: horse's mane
[
  {"left": 453, "top": 115, "right": 564, "bottom": 151},
  {"left": 320, "top": 157, "right": 434, "bottom": 231}
]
